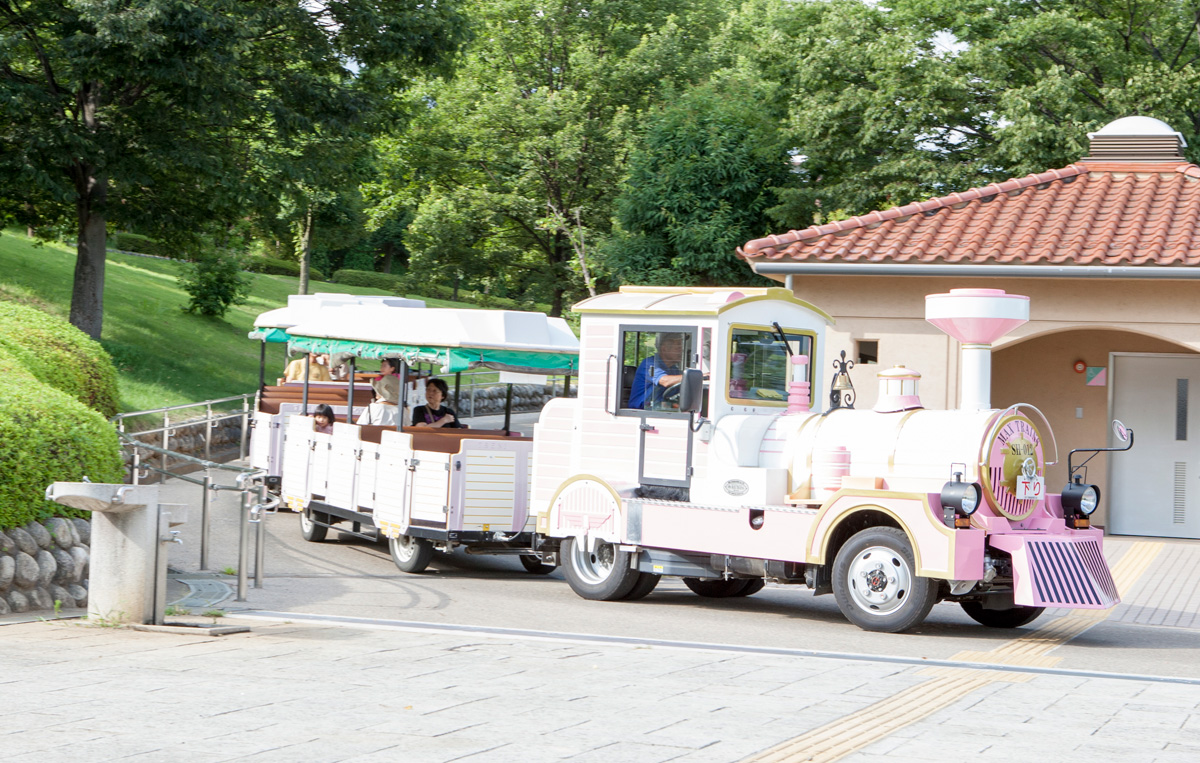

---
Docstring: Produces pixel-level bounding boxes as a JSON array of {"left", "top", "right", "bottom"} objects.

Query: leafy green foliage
[
  {"left": 0, "top": 0, "right": 469, "bottom": 337},
  {"left": 0, "top": 342, "right": 122, "bottom": 531},
  {"left": 0, "top": 302, "right": 119, "bottom": 417},
  {"left": 330, "top": 269, "right": 405, "bottom": 291},
  {"left": 181, "top": 253, "right": 253, "bottom": 319},
  {"left": 244, "top": 258, "right": 326, "bottom": 282},
  {"left": 605, "top": 74, "right": 794, "bottom": 285},
  {"left": 110, "top": 233, "right": 178, "bottom": 260},
  {"left": 386, "top": 0, "right": 735, "bottom": 314}
]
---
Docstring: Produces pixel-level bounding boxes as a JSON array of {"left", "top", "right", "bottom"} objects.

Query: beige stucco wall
[{"left": 782, "top": 273, "right": 1200, "bottom": 531}]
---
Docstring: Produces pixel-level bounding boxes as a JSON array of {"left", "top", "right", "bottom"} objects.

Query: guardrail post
[
  {"left": 237, "top": 487, "right": 250, "bottom": 602},
  {"left": 254, "top": 481, "right": 268, "bottom": 589},
  {"left": 239, "top": 395, "right": 249, "bottom": 461},
  {"left": 161, "top": 410, "right": 170, "bottom": 478},
  {"left": 204, "top": 402, "right": 213, "bottom": 462},
  {"left": 200, "top": 470, "right": 212, "bottom": 570}
]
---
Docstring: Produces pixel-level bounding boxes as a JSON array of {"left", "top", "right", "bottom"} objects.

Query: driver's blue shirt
[{"left": 628, "top": 355, "right": 680, "bottom": 409}]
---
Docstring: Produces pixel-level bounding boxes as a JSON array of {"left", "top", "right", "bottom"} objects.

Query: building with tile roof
[{"left": 738, "top": 116, "right": 1200, "bottom": 539}]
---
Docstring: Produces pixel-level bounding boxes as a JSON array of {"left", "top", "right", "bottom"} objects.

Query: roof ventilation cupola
[{"left": 1083, "top": 116, "right": 1187, "bottom": 162}]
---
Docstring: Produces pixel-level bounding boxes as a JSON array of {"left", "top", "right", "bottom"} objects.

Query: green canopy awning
[
  {"left": 248, "top": 327, "right": 291, "bottom": 343},
  {"left": 285, "top": 335, "right": 577, "bottom": 375}
]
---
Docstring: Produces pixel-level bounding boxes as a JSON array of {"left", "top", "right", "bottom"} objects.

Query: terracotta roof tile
[{"left": 739, "top": 161, "right": 1200, "bottom": 267}]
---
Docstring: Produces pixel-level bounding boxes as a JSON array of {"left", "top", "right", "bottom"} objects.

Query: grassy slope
[{"left": 0, "top": 231, "right": 476, "bottom": 412}]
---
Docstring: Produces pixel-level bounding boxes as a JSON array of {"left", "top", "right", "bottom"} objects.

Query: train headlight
[
  {"left": 1062, "top": 479, "right": 1100, "bottom": 517},
  {"left": 941, "top": 475, "right": 981, "bottom": 517}
]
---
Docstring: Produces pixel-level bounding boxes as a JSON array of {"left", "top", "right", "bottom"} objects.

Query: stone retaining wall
[
  {"left": 0, "top": 518, "right": 90, "bottom": 615},
  {"left": 454, "top": 383, "right": 577, "bottom": 418}
]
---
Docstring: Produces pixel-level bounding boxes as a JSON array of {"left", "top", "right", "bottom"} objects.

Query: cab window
[
  {"left": 618, "top": 327, "right": 696, "bottom": 414},
  {"left": 728, "top": 326, "right": 813, "bottom": 405}
]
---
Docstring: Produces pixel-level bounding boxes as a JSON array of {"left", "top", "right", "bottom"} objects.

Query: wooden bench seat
[{"left": 354, "top": 425, "right": 530, "bottom": 451}]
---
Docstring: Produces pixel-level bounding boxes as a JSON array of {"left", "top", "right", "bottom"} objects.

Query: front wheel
[
  {"left": 832, "top": 527, "right": 938, "bottom": 633},
  {"left": 960, "top": 601, "right": 1045, "bottom": 628},
  {"left": 561, "top": 536, "right": 641, "bottom": 600},
  {"left": 299, "top": 508, "right": 328, "bottom": 542},
  {"left": 390, "top": 534, "right": 433, "bottom": 573},
  {"left": 519, "top": 554, "right": 557, "bottom": 575}
]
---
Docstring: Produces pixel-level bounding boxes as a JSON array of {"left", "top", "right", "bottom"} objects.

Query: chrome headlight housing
[
  {"left": 1062, "top": 480, "right": 1100, "bottom": 516},
  {"left": 941, "top": 478, "right": 981, "bottom": 517}
]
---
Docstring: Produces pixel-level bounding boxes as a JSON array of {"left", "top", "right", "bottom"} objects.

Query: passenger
[
  {"left": 282, "top": 352, "right": 332, "bottom": 384},
  {"left": 312, "top": 404, "right": 336, "bottom": 435},
  {"left": 628, "top": 333, "right": 685, "bottom": 410},
  {"left": 411, "top": 378, "right": 464, "bottom": 428},
  {"left": 355, "top": 374, "right": 401, "bottom": 426},
  {"left": 379, "top": 357, "right": 401, "bottom": 377}
]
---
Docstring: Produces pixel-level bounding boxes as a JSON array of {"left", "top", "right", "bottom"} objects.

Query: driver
[{"left": 629, "top": 333, "right": 685, "bottom": 410}]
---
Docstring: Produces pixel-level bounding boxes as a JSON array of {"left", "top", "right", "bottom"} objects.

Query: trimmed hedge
[
  {"left": 245, "top": 257, "right": 326, "bottom": 282},
  {"left": 110, "top": 232, "right": 179, "bottom": 259},
  {"left": 0, "top": 346, "right": 123, "bottom": 529},
  {"left": 331, "top": 269, "right": 404, "bottom": 291},
  {"left": 0, "top": 302, "right": 119, "bottom": 417}
]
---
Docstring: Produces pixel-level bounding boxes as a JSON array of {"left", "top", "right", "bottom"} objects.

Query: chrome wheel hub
[{"left": 847, "top": 545, "right": 913, "bottom": 616}]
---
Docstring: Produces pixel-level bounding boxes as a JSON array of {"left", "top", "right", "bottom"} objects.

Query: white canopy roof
[{"left": 252, "top": 293, "right": 426, "bottom": 329}]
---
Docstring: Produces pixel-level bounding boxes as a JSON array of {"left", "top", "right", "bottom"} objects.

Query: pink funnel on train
[{"left": 925, "top": 289, "right": 1029, "bottom": 410}]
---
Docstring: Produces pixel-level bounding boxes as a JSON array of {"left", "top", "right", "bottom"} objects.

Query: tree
[
  {"left": 737, "top": 0, "right": 1200, "bottom": 228},
  {"left": 384, "top": 0, "right": 733, "bottom": 315},
  {"left": 603, "top": 73, "right": 795, "bottom": 286},
  {"left": 0, "top": 1, "right": 467, "bottom": 338}
]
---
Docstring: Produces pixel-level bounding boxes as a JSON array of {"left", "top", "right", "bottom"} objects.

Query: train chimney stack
[{"left": 925, "top": 289, "right": 1029, "bottom": 411}]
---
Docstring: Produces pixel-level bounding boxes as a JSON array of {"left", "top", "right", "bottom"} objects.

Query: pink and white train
[{"left": 266, "top": 286, "right": 1127, "bottom": 633}]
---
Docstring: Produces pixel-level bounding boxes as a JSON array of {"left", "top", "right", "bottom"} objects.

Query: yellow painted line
[{"left": 744, "top": 541, "right": 1164, "bottom": 763}]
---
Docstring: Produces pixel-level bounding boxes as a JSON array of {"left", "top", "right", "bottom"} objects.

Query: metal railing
[
  {"left": 112, "top": 394, "right": 255, "bottom": 477},
  {"left": 117, "top": 431, "right": 274, "bottom": 603}
]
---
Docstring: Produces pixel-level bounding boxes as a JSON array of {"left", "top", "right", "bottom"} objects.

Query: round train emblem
[{"left": 981, "top": 415, "right": 1045, "bottom": 520}]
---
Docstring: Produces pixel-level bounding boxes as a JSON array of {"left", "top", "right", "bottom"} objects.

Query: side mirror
[
  {"left": 1112, "top": 419, "right": 1130, "bottom": 443},
  {"left": 679, "top": 368, "right": 705, "bottom": 413}
]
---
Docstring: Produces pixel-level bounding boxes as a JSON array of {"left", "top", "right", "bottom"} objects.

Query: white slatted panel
[
  {"left": 309, "top": 433, "right": 331, "bottom": 498},
  {"left": 325, "top": 429, "right": 359, "bottom": 510},
  {"left": 373, "top": 433, "right": 413, "bottom": 536},
  {"left": 249, "top": 411, "right": 276, "bottom": 472},
  {"left": 410, "top": 453, "right": 450, "bottom": 525},
  {"left": 462, "top": 451, "right": 517, "bottom": 529},
  {"left": 280, "top": 417, "right": 313, "bottom": 506},
  {"left": 358, "top": 443, "right": 380, "bottom": 511}
]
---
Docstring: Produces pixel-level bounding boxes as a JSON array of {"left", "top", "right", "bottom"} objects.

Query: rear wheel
[
  {"left": 390, "top": 534, "right": 433, "bottom": 573},
  {"left": 960, "top": 601, "right": 1045, "bottom": 628},
  {"left": 519, "top": 554, "right": 557, "bottom": 575},
  {"left": 737, "top": 579, "right": 766, "bottom": 597},
  {"left": 299, "top": 508, "right": 328, "bottom": 542},
  {"left": 561, "top": 536, "right": 641, "bottom": 600},
  {"left": 621, "top": 572, "right": 661, "bottom": 601},
  {"left": 832, "top": 526, "right": 938, "bottom": 633},
  {"left": 683, "top": 577, "right": 758, "bottom": 598}
]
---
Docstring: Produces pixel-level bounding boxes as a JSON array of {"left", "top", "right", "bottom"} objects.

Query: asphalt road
[{"left": 164, "top": 475, "right": 1200, "bottom": 688}]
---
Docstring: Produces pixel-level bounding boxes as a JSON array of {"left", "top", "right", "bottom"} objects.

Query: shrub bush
[
  {"left": 0, "top": 302, "right": 120, "bottom": 417},
  {"left": 110, "top": 232, "right": 180, "bottom": 259},
  {"left": 244, "top": 257, "right": 326, "bottom": 282},
  {"left": 331, "top": 269, "right": 404, "bottom": 291},
  {"left": 0, "top": 346, "right": 123, "bottom": 529},
  {"left": 181, "top": 252, "right": 252, "bottom": 319}
]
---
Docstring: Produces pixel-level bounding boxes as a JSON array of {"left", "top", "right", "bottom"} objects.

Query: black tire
[
  {"left": 832, "top": 526, "right": 938, "bottom": 633},
  {"left": 960, "top": 601, "right": 1045, "bottom": 628},
  {"left": 683, "top": 577, "right": 757, "bottom": 598},
  {"left": 736, "top": 578, "right": 766, "bottom": 597},
  {"left": 621, "top": 572, "right": 661, "bottom": 601},
  {"left": 390, "top": 534, "right": 433, "bottom": 573},
  {"left": 561, "top": 536, "right": 642, "bottom": 601},
  {"left": 519, "top": 554, "right": 557, "bottom": 575},
  {"left": 299, "top": 508, "right": 328, "bottom": 543}
]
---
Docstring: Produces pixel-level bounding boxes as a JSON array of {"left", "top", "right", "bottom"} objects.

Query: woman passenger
[{"left": 411, "top": 378, "right": 464, "bottom": 428}]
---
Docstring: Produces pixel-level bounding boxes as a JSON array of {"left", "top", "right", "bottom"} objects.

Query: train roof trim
[
  {"left": 282, "top": 306, "right": 579, "bottom": 374},
  {"left": 573, "top": 286, "right": 834, "bottom": 323}
]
